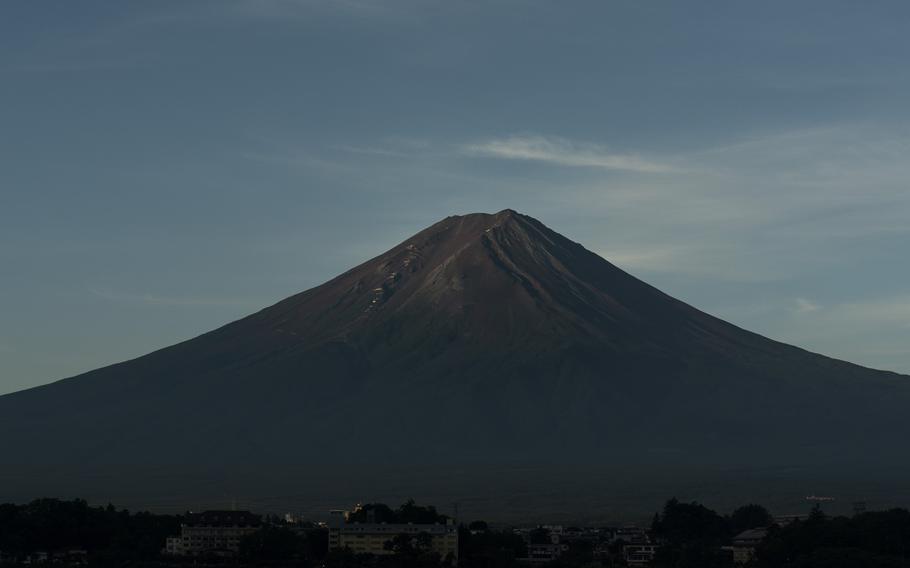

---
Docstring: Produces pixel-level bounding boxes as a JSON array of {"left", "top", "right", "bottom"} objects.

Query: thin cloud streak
[
  {"left": 463, "top": 135, "right": 678, "bottom": 173},
  {"left": 794, "top": 298, "right": 821, "bottom": 314}
]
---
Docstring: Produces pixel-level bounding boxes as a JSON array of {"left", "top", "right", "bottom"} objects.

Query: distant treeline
[
  {"left": 0, "top": 498, "right": 179, "bottom": 565},
  {"left": 752, "top": 507, "right": 910, "bottom": 568},
  {"left": 649, "top": 498, "right": 910, "bottom": 568},
  {"left": 345, "top": 500, "right": 449, "bottom": 525},
  {"left": 1, "top": 497, "right": 910, "bottom": 567}
]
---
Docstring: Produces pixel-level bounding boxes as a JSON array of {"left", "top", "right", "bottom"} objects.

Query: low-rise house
[
  {"left": 524, "top": 542, "right": 567, "bottom": 564},
  {"left": 623, "top": 543, "right": 657, "bottom": 566},
  {"left": 516, "top": 526, "right": 569, "bottom": 564},
  {"left": 561, "top": 526, "right": 601, "bottom": 544},
  {"left": 612, "top": 526, "right": 650, "bottom": 544},
  {"left": 730, "top": 527, "right": 768, "bottom": 565}
]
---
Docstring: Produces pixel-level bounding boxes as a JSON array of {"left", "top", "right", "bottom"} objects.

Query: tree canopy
[
  {"left": 346, "top": 500, "right": 448, "bottom": 525},
  {"left": 0, "top": 498, "right": 179, "bottom": 563}
]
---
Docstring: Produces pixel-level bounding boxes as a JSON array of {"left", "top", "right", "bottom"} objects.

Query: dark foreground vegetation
[
  {"left": 753, "top": 507, "right": 910, "bottom": 568},
  {"left": 0, "top": 499, "right": 179, "bottom": 565},
  {"left": 1, "top": 497, "right": 909, "bottom": 567},
  {"left": 345, "top": 501, "right": 450, "bottom": 525},
  {"left": 651, "top": 499, "right": 910, "bottom": 568}
]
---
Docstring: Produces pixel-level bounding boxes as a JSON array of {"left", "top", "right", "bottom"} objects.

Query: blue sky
[{"left": 2, "top": 0, "right": 910, "bottom": 394}]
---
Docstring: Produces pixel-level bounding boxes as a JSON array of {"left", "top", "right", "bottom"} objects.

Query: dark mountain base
[{"left": 5, "top": 462, "right": 909, "bottom": 524}]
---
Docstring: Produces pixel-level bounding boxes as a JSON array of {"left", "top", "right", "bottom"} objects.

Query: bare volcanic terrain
[{"left": 1, "top": 210, "right": 909, "bottom": 516}]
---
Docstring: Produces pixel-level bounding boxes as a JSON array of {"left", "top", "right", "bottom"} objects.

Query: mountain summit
[{"left": 1, "top": 210, "right": 908, "bottom": 514}]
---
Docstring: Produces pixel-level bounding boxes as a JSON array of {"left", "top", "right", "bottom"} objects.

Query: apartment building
[
  {"left": 327, "top": 507, "right": 458, "bottom": 562},
  {"left": 164, "top": 510, "right": 261, "bottom": 557}
]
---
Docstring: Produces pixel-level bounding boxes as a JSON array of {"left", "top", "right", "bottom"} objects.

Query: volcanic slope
[{"left": 1, "top": 210, "right": 908, "bottom": 507}]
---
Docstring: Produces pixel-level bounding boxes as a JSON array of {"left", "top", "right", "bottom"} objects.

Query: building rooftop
[{"left": 733, "top": 528, "right": 768, "bottom": 544}]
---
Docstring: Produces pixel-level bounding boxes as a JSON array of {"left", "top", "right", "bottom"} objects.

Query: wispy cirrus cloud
[
  {"left": 463, "top": 135, "right": 677, "bottom": 173},
  {"left": 794, "top": 297, "right": 821, "bottom": 314}
]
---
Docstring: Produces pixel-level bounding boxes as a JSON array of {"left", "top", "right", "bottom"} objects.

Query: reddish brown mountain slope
[{"left": 1, "top": 210, "right": 908, "bottom": 508}]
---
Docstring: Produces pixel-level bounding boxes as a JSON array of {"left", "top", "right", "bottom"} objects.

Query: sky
[{"left": 2, "top": 0, "right": 910, "bottom": 395}]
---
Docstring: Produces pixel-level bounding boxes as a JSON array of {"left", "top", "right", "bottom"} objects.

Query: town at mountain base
[{"left": 3, "top": 497, "right": 910, "bottom": 568}]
